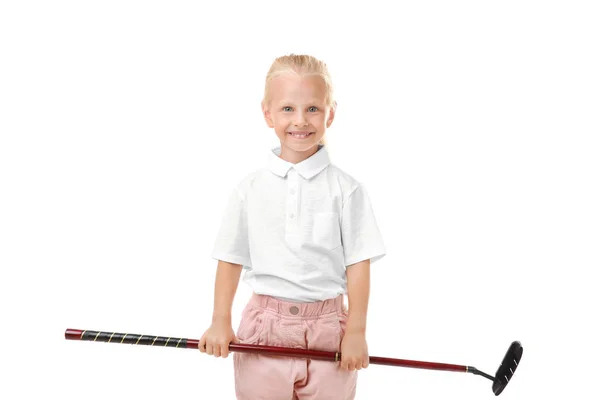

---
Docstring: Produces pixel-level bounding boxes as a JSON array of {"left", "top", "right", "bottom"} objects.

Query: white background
[{"left": 1, "top": 1, "right": 599, "bottom": 399}]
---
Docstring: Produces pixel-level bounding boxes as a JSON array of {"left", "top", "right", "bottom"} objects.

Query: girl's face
[{"left": 262, "top": 73, "right": 334, "bottom": 159}]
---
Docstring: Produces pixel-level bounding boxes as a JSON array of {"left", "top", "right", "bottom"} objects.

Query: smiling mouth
[{"left": 288, "top": 132, "right": 314, "bottom": 139}]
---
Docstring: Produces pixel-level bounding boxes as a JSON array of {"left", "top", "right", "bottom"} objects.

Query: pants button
[{"left": 289, "top": 306, "right": 299, "bottom": 315}]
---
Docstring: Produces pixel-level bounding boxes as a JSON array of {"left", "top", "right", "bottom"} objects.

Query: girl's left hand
[{"left": 340, "top": 331, "right": 369, "bottom": 371}]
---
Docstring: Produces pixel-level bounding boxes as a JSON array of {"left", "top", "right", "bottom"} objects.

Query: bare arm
[
  {"left": 346, "top": 259, "right": 370, "bottom": 334},
  {"left": 199, "top": 260, "right": 243, "bottom": 358},
  {"left": 212, "top": 260, "right": 243, "bottom": 323},
  {"left": 341, "top": 258, "right": 371, "bottom": 370}
]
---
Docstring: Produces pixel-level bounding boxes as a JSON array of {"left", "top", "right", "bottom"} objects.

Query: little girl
[{"left": 199, "top": 54, "right": 386, "bottom": 399}]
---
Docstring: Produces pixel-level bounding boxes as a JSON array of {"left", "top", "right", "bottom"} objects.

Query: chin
[{"left": 284, "top": 141, "right": 320, "bottom": 152}]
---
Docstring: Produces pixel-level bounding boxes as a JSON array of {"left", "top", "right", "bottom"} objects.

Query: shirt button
[
  {"left": 290, "top": 306, "right": 299, "bottom": 315},
  {"left": 289, "top": 213, "right": 295, "bottom": 219},
  {"left": 290, "top": 188, "right": 296, "bottom": 195}
]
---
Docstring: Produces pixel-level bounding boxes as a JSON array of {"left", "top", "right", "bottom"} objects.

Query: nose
[{"left": 293, "top": 111, "right": 308, "bottom": 127}]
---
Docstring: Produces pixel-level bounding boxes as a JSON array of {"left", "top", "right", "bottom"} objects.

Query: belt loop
[
  {"left": 261, "top": 294, "right": 268, "bottom": 309},
  {"left": 273, "top": 296, "right": 280, "bottom": 314}
]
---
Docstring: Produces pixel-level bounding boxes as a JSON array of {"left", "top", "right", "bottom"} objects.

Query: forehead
[{"left": 268, "top": 74, "right": 327, "bottom": 104}]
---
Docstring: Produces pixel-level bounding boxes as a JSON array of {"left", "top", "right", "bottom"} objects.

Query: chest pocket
[{"left": 312, "top": 212, "right": 342, "bottom": 250}]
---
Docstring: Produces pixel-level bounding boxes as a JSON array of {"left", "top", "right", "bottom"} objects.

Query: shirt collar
[{"left": 268, "top": 144, "right": 330, "bottom": 179}]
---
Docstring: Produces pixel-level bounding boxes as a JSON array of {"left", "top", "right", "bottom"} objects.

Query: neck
[{"left": 279, "top": 144, "right": 320, "bottom": 164}]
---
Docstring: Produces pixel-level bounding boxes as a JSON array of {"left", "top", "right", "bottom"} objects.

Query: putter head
[{"left": 492, "top": 341, "right": 523, "bottom": 396}]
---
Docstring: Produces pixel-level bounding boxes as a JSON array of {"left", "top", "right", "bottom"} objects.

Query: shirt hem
[
  {"left": 211, "top": 253, "right": 251, "bottom": 268},
  {"left": 344, "top": 249, "right": 386, "bottom": 267}
]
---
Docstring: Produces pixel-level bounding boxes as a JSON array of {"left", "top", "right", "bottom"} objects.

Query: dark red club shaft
[{"left": 66, "top": 328, "right": 467, "bottom": 373}]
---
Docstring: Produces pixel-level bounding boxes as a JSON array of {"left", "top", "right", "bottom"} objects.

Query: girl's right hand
[{"left": 198, "top": 319, "right": 237, "bottom": 358}]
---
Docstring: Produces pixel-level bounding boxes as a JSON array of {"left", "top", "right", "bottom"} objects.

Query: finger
[
  {"left": 341, "top": 355, "right": 351, "bottom": 371},
  {"left": 205, "top": 343, "right": 213, "bottom": 355},
  {"left": 340, "top": 360, "right": 348, "bottom": 371},
  {"left": 345, "top": 360, "right": 354, "bottom": 371},
  {"left": 213, "top": 345, "right": 222, "bottom": 358},
  {"left": 198, "top": 338, "right": 206, "bottom": 353},
  {"left": 221, "top": 343, "right": 230, "bottom": 358}
]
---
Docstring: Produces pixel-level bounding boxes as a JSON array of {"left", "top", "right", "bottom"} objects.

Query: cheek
[
  {"left": 275, "top": 119, "right": 289, "bottom": 130},
  {"left": 277, "top": 114, "right": 293, "bottom": 127},
  {"left": 311, "top": 115, "right": 327, "bottom": 127}
]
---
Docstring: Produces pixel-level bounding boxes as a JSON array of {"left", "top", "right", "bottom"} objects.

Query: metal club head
[{"left": 492, "top": 341, "right": 523, "bottom": 396}]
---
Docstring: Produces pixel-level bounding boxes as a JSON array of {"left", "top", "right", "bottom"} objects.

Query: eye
[
  {"left": 283, "top": 106, "right": 293, "bottom": 112},
  {"left": 308, "top": 106, "right": 318, "bottom": 112}
]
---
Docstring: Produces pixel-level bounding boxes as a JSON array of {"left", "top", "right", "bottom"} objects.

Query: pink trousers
[{"left": 234, "top": 293, "right": 357, "bottom": 400}]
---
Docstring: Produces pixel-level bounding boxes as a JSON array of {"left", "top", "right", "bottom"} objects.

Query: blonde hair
[{"left": 263, "top": 54, "right": 336, "bottom": 146}]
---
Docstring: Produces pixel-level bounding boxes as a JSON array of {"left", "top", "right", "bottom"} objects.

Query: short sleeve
[
  {"left": 341, "top": 185, "right": 386, "bottom": 267},
  {"left": 211, "top": 188, "right": 252, "bottom": 268}
]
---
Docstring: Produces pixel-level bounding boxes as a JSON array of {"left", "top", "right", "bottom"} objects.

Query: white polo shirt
[{"left": 211, "top": 145, "right": 386, "bottom": 302}]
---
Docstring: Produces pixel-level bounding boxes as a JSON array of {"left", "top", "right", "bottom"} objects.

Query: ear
[
  {"left": 261, "top": 101, "right": 274, "bottom": 128},
  {"left": 325, "top": 102, "right": 336, "bottom": 128}
]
